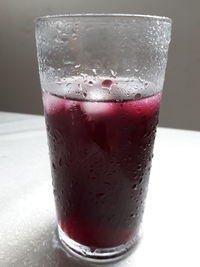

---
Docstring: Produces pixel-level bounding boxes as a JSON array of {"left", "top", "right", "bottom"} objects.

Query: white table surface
[{"left": 0, "top": 111, "right": 200, "bottom": 267}]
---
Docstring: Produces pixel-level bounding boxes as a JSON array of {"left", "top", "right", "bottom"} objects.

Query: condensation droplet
[
  {"left": 65, "top": 83, "right": 71, "bottom": 88},
  {"left": 135, "top": 93, "right": 141, "bottom": 99},
  {"left": 92, "top": 69, "right": 97, "bottom": 75},
  {"left": 72, "top": 33, "right": 77, "bottom": 40},
  {"left": 74, "top": 64, "right": 81, "bottom": 69},
  {"left": 102, "top": 79, "right": 112, "bottom": 88},
  {"left": 132, "top": 184, "right": 137, "bottom": 190},
  {"left": 64, "top": 60, "right": 75, "bottom": 65},
  {"left": 139, "top": 178, "right": 143, "bottom": 184},
  {"left": 110, "top": 69, "right": 117, "bottom": 77},
  {"left": 59, "top": 158, "right": 62, "bottom": 167}
]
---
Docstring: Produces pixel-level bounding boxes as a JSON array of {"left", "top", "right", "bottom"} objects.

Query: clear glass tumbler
[{"left": 35, "top": 14, "right": 172, "bottom": 262}]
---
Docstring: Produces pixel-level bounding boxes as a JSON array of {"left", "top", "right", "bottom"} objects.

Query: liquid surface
[{"left": 43, "top": 91, "right": 161, "bottom": 248}]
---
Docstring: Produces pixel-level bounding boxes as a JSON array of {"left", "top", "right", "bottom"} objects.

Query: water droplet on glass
[
  {"left": 65, "top": 83, "right": 71, "bottom": 87},
  {"left": 52, "top": 162, "right": 56, "bottom": 170},
  {"left": 75, "top": 91, "right": 81, "bottom": 96},
  {"left": 72, "top": 33, "right": 77, "bottom": 40},
  {"left": 61, "top": 34, "right": 68, "bottom": 42},
  {"left": 92, "top": 69, "right": 97, "bottom": 75},
  {"left": 59, "top": 158, "right": 62, "bottom": 167},
  {"left": 137, "top": 163, "right": 142, "bottom": 171},
  {"left": 132, "top": 184, "right": 137, "bottom": 190},
  {"left": 139, "top": 178, "right": 143, "bottom": 184},
  {"left": 102, "top": 79, "right": 112, "bottom": 88},
  {"left": 135, "top": 93, "right": 141, "bottom": 100},
  {"left": 64, "top": 60, "right": 75, "bottom": 65},
  {"left": 110, "top": 69, "right": 117, "bottom": 77},
  {"left": 74, "top": 64, "right": 81, "bottom": 69}
]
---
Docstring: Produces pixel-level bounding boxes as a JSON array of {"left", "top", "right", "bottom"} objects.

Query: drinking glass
[{"left": 35, "top": 14, "right": 172, "bottom": 262}]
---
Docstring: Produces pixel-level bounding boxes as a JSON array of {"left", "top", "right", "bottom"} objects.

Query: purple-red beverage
[{"left": 43, "top": 88, "right": 160, "bottom": 248}]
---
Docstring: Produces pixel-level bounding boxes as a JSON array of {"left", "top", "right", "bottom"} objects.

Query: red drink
[{"left": 43, "top": 88, "right": 160, "bottom": 249}]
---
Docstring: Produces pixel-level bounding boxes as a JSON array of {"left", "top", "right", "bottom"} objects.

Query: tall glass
[{"left": 35, "top": 14, "right": 172, "bottom": 261}]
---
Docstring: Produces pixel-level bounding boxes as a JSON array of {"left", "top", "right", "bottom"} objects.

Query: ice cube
[
  {"left": 81, "top": 101, "right": 114, "bottom": 117},
  {"left": 42, "top": 92, "right": 65, "bottom": 115}
]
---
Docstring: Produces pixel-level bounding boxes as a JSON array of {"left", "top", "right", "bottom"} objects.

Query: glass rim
[{"left": 35, "top": 13, "right": 172, "bottom": 25}]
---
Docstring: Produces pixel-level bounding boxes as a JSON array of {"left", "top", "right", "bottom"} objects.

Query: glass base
[{"left": 58, "top": 225, "right": 140, "bottom": 263}]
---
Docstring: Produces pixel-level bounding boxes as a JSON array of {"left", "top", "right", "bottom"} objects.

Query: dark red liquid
[{"left": 43, "top": 92, "right": 160, "bottom": 248}]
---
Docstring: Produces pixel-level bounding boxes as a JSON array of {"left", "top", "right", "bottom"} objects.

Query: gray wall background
[{"left": 0, "top": 0, "right": 199, "bottom": 131}]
